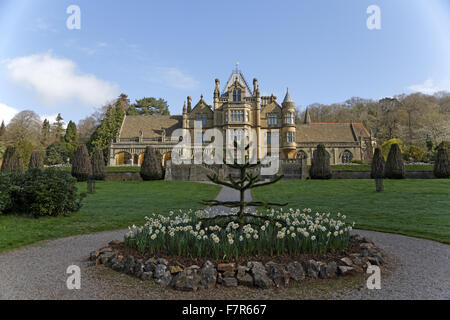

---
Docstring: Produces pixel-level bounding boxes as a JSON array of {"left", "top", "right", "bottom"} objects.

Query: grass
[
  {"left": 0, "top": 181, "right": 220, "bottom": 254},
  {"left": 252, "top": 179, "right": 450, "bottom": 244}
]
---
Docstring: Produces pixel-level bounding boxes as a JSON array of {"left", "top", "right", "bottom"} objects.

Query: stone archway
[
  {"left": 341, "top": 150, "right": 353, "bottom": 164},
  {"left": 115, "top": 151, "right": 132, "bottom": 166}
]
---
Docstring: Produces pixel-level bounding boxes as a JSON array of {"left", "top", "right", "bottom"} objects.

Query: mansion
[{"left": 109, "top": 69, "right": 376, "bottom": 167}]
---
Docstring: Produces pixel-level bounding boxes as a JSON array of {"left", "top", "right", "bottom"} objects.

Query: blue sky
[{"left": 1, "top": 0, "right": 450, "bottom": 125}]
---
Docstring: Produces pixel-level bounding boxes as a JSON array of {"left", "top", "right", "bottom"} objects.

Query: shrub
[
  {"left": 385, "top": 144, "right": 405, "bottom": 179},
  {"left": 140, "top": 146, "right": 163, "bottom": 181},
  {"left": 45, "top": 141, "right": 72, "bottom": 166},
  {"left": 403, "top": 145, "right": 427, "bottom": 162},
  {"left": 310, "top": 144, "right": 332, "bottom": 179},
  {"left": 9, "top": 168, "right": 84, "bottom": 217},
  {"left": 28, "top": 150, "right": 44, "bottom": 170},
  {"left": 351, "top": 160, "right": 365, "bottom": 165},
  {"left": 371, "top": 148, "right": 385, "bottom": 192},
  {"left": 382, "top": 138, "right": 405, "bottom": 159},
  {"left": 0, "top": 172, "right": 21, "bottom": 214},
  {"left": 434, "top": 147, "right": 449, "bottom": 178},
  {"left": 0, "top": 146, "right": 24, "bottom": 173},
  {"left": 91, "top": 149, "right": 106, "bottom": 180},
  {"left": 72, "top": 144, "right": 92, "bottom": 182}
]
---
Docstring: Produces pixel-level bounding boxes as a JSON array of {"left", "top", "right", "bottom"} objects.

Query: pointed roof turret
[{"left": 283, "top": 88, "right": 294, "bottom": 104}]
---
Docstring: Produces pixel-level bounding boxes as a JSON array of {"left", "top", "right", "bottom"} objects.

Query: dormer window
[{"left": 233, "top": 89, "right": 242, "bottom": 102}]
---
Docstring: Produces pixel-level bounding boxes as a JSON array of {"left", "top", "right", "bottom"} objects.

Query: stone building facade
[{"left": 109, "top": 69, "right": 376, "bottom": 166}]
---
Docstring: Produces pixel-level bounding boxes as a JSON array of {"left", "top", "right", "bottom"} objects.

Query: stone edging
[{"left": 90, "top": 235, "right": 384, "bottom": 291}]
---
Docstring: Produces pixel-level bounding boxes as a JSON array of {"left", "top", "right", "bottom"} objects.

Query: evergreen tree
[
  {"left": 64, "top": 120, "right": 79, "bottom": 154},
  {"left": 127, "top": 97, "right": 170, "bottom": 116},
  {"left": 71, "top": 145, "right": 92, "bottom": 182},
  {"left": 385, "top": 144, "right": 405, "bottom": 179},
  {"left": 53, "top": 113, "right": 65, "bottom": 141},
  {"left": 91, "top": 149, "right": 106, "bottom": 180},
  {"left": 40, "top": 119, "right": 51, "bottom": 145},
  {"left": 310, "top": 144, "right": 332, "bottom": 179},
  {"left": 1, "top": 146, "right": 24, "bottom": 173},
  {"left": 434, "top": 147, "right": 449, "bottom": 178},
  {"left": 0, "top": 120, "right": 6, "bottom": 138},
  {"left": 140, "top": 146, "right": 163, "bottom": 180},
  {"left": 371, "top": 148, "right": 385, "bottom": 191},
  {"left": 88, "top": 95, "right": 126, "bottom": 159},
  {"left": 45, "top": 141, "right": 72, "bottom": 165},
  {"left": 28, "top": 150, "right": 44, "bottom": 170}
]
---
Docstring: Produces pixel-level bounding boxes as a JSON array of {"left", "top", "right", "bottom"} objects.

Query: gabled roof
[
  {"left": 191, "top": 96, "right": 213, "bottom": 113},
  {"left": 119, "top": 115, "right": 182, "bottom": 139},
  {"left": 221, "top": 70, "right": 253, "bottom": 97}
]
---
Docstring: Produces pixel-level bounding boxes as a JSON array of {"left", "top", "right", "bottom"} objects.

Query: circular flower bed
[
  {"left": 90, "top": 209, "right": 385, "bottom": 291},
  {"left": 124, "top": 208, "right": 354, "bottom": 259}
]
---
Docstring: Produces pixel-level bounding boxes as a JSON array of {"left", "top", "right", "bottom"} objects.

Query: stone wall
[{"left": 105, "top": 172, "right": 143, "bottom": 181}]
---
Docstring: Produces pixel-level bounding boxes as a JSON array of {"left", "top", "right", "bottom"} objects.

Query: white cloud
[
  {"left": 159, "top": 67, "right": 199, "bottom": 90},
  {"left": 407, "top": 78, "right": 447, "bottom": 95},
  {"left": 0, "top": 103, "right": 19, "bottom": 125},
  {"left": 5, "top": 52, "right": 119, "bottom": 106}
]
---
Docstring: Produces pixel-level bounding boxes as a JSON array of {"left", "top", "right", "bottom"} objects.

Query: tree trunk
[{"left": 375, "top": 178, "right": 384, "bottom": 192}]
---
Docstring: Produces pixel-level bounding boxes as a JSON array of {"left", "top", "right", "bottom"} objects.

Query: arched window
[
  {"left": 296, "top": 150, "right": 308, "bottom": 160},
  {"left": 342, "top": 150, "right": 353, "bottom": 163},
  {"left": 233, "top": 90, "right": 237, "bottom": 102},
  {"left": 238, "top": 89, "right": 242, "bottom": 101}
]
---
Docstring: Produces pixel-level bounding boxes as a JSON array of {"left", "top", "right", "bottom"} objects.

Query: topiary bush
[
  {"left": 140, "top": 146, "right": 163, "bottom": 181},
  {"left": 385, "top": 143, "right": 405, "bottom": 179},
  {"left": 434, "top": 147, "right": 449, "bottom": 179},
  {"left": 371, "top": 148, "right": 385, "bottom": 192},
  {"left": 28, "top": 150, "right": 44, "bottom": 170},
  {"left": 310, "top": 144, "right": 332, "bottom": 179},
  {"left": 72, "top": 144, "right": 92, "bottom": 182},
  {"left": 1, "top": 146, "right": 24, "bottom": 173},
  {"left": 3, "top": 168, "right": 84, "bottom": 217},
  {"left": 91, "top": 149, "right": 106, "bottom": 180}
]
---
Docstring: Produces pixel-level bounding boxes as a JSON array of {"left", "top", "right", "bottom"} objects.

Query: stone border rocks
[{"left": 91, "top": 235, "right": 384, "bottom": 292}]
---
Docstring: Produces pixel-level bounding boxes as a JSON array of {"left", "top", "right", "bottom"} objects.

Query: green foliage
[
  {"left": 88, "top": 98, "right": 125, "bottom": 156},
  {"left": 434, "top": 147, "right": 449, "bottom": 179},
  {"left": 403, "top": 145, "right": 427, "bottom": 162},
  {"left": 0, "top": 168, "right": 84, "bottom": 217},
  {"left": 71, "top": 145, "right": 92, "bottom": 182},
  {"left": 16, "top": 139, "right": 36, "bottom": 170},
  {"left": 310, "top": 144, "right": 332, "bottom": 179},
  {"left": 0, "top": 172, "right": 21, "bottom": 214},
  {"left": 91, "top": 149, "right": 106, "bottom": 180},
  {"left": 127, "top": 97, "right": 170, "bottom": 116},
  {"left": 140, "top": 146, "right": 163, "bottom": 181},
  {"left": 385, "top": 144, "right": 405, "bottom": 179},
  {"left": 64, "top": 121, "right": 79, "bottom": 154},
  {"left": 381, "top": 139, "right": 404, "bottom": 160},
  {"left": 125, "top": 210, "right": 352, "bottom": 258},
  {"left": 45, "top": 141, "right": 72, "bottom": 165},
  {"left": 28, "top": 151, "right": 44, "bottom": 170},
  {"left": 53, "top": 113, "right": 65, "bottom": 141},
  {"left": 351, "top": 160, "right": 366, "bottom": 165}
]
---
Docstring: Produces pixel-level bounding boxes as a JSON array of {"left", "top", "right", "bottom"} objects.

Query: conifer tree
[
  {"left": 310, "top": 144, "right": 332, "bottom": 179},
  {"left": 71, "top": 144, "right": 92, "bottom": 182},
  {"left": 371, "top": 148, "right": 385, "bottom": 191},
  {"left": 385, "top": 143, "right": 405, "bottom": 179}
]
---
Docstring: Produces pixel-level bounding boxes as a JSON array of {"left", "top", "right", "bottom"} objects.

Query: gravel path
[{"left": 0, "top": 186, "right": 448, "bottom": 300}]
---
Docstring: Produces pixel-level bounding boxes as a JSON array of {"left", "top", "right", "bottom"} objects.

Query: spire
[
  {"left": 283, "top": 88, "right": 294, "bottom": 103},
  {"left": 183, "top": 101, "right": 187, "bottom": 114},
  {"left": 304, "top": 108, "right": 312, "bottom": 124}
]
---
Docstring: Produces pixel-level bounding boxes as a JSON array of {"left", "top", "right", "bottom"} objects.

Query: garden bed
[{"left": 91, "top": 234, "right": 385, "bottom": 291}]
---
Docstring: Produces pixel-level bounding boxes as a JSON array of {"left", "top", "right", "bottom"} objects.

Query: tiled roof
[
  {"left": 296, "top": 123, "right": 369, "bottom": 143},
  {"left": 119, "top": 115, "right": 182, "bottom": 138}
]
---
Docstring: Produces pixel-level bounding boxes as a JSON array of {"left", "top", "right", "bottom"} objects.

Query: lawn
[
  {"left": 252, "top": 179, "right": 450, "bottom": 244},
  {"left": 330, "top": 164, "right": 433, "bottom": 171},
  {"left": 0, "top": 181, "right": 221, "bottom": 254}
]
